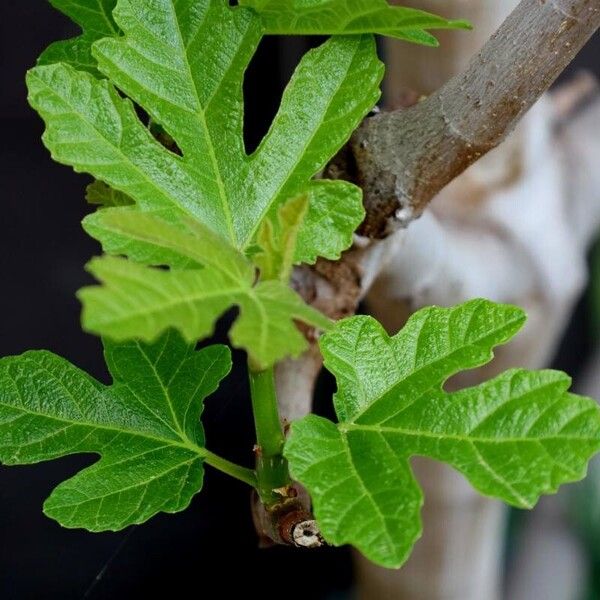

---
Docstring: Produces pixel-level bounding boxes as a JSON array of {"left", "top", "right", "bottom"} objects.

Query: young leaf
[
  {"left": 83, "top": 207, "right": 248, "bottom": 273},
  {"left": 254, "top": 194, "right": 309, "bottom": 282},
  {"left": 0, "top": 331, "right": 231, "bottom": 531},
  {"left": 285, "top": 299, "right": 600, "bottom": 567},
  {"left": 80, "top": 256, "right": 330, "bottom": 369},
  {"left": 79, "top": 210, "right": 332, "bottom": 368},
  {"left": 29, "top": 0, "right": 382, "bottom": 264},
  {"left": 239, "top": 0, "right": 471, "bottom": 46},
  {"left": 296, "top": 180, "right": 365, "bottom": 265},
  {"left": 38, "top": 0, "right": 119, "bottom": 74}
]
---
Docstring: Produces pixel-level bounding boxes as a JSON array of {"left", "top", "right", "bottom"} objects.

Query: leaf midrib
[
  {"left": 133, "top": 338, "right": 187, "bottom": 438},
  {"left": 134, "top": 0, "right": 238, "bottom": 243},
  {"left": 62, "top": 0, "right": 119, "bottom": 36},
  {"left": 0, "top": 397, "right": 204, "bottom": 457},
  {"left": 340, "top": 422, "right": 599, "bottom": 444},
  {"left": 88, "top": 212, "right": 249, "bottom": 281},
  {"left": 255, "top": 2, "right": 458, "bottom": 31},
  {"left": 97, "top": 0, "right": 119, "bottom": 35},
  {"left": 90, "top": 283, "right": 250, "bottom": 325},
  {"left": 339, "top": 432, "right": 399, "bottom": 559},
  {"left": 49, "top": 450, "right": 197, "bottom": 504}
]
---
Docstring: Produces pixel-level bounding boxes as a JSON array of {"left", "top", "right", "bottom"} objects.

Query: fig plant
[{"left": 2, "top": 0, "right": 599, "bottom": 569}]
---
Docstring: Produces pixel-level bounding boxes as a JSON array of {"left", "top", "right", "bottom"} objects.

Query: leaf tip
[{"left": 452, "top": 19, "right": 474, "bottom": 31}]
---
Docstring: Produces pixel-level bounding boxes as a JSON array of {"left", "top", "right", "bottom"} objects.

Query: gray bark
[{"left": 350, "top": 0, "right": 600, "bottom": 237}]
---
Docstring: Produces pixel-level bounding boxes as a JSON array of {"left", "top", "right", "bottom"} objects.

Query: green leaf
[
  {"left": 0, "top": 331, "right": 231, "bottom": 530},
  {"left": 240, "top": 0, "right": 471, "bottom": 46},
  {"left": 29, "top": 0, "right": 381, "bottom": 263},
  {"left": 83, "top": 208, "right": 248, "bottom": 273},
  {"left": 285, "top": 299, "right": 600, "bottom": 567},
  {"left": 86, "top": 180, "right": 133, "bottom": 208},
  {"left": 38, "top": 0, "right": 119, "bottom": 74},
  {"left": 78, "top": 212, "right": 331, "bottom": 368},
  {"left": 298, "top": 180, "right": 365, "bottom": 265},
  {"left": 81, "top": 209, "right": 331, "bottom": 367},
  {"left": 254, "top": 194, "right": 309, "bottom": 282},
  {"left": 30, "top": 1, "right": 379, "bottom": 362}
]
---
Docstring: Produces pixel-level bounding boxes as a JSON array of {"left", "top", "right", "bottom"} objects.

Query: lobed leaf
[
  {"left": 28, "top": 1, "right": 384, "bottom": 362},
  {"left": 297, "top": 180, "right": 365, "bottom": 264},
  {"left": 80, "top": 210, "right": 331, "bottom": 369},
  {"left": 0, "top": 331, "right": 230, "bottom": 530},
  {"left": 38, "top": 0, "right": 120, "bottom": 74},
  {"left": 30, "top": 1, "right": 381, "bottom": 261},
  {"left": 285, "top": 300, "right": 600, "bottom": 567}
]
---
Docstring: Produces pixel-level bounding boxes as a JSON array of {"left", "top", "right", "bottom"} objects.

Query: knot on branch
[
  {"left": 292, "top": 256, "right": 363, "bottom": 321},
  {"left": 325, "top": 103, "right": 422, "bottom": 239},
  {"left": 251, "top": 488, "right": 326, "bottom": 549}
]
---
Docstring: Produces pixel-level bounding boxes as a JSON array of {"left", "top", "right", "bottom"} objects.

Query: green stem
[
  {"left": 203, "top": 450, "right": 257, "bottom": 488},
  {"left": 249, "top": 366, "right": 285, "bottom": 457},
  {"left": 249, "top": 364, "right": 291, "bottom": 504}
]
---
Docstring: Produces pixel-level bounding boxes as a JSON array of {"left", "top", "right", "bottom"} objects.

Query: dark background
[{"left": 0, "top": 3, "right": 598, "bottom": 598}]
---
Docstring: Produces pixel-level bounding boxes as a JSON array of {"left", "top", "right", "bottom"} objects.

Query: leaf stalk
[
  {"left": 248, "top": 364, "right": 291, "bottom": 504},
  {"left": 203, "top": 450, "right": 258, "bottom": 488}
]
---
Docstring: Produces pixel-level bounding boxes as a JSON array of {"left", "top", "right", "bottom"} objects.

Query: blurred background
[{"left": 0, "top": 2, "right": 599, "bottom": 599}]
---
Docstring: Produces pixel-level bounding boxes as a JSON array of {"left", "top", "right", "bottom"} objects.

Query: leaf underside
[
  {"left": 285, "top": 300, "right": 600, "bottom": 567},
  {"left": 0, "top": 331, "right": 230, "bottom": 530}
]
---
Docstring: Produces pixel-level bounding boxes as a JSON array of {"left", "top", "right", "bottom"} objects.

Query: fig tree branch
[{"left": 347, "top": 0, "right": 600, "bottom": 238}]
